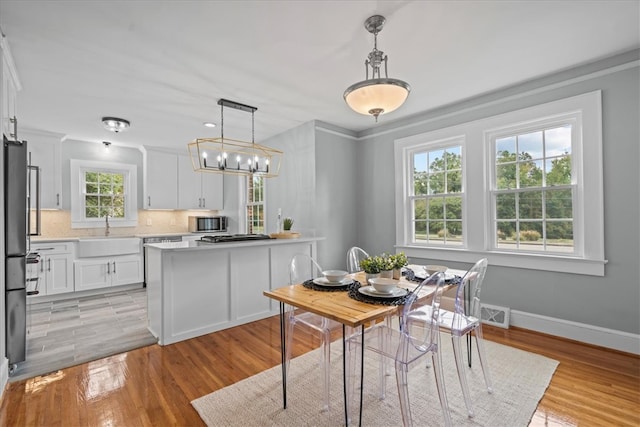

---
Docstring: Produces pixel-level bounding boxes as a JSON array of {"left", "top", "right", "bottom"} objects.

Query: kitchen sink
[{"left": 77, "top": 237, "right": 141, "bottom": 257}]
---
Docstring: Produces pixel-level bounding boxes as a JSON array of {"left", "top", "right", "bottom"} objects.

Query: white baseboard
[
  {"left": 0, "top": 357, "right": 9, "bottom": 399},
  {"left": 510, "top": 310, "right": 640, "bottom": 355}
]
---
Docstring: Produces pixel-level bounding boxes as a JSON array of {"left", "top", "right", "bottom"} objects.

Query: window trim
[
  {"left": 70, "top": 160, "right": 138, "bottom": 228},
  {"left": 394, "top": 91, "right": 605, "bottom": 276}
]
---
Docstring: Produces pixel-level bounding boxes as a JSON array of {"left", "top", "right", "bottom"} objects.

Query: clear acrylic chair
[
  {"left": 416, "top": 258, "right": 493, "bottom": 418},
  {"left": 286, "top": 253, "right": 339, "bottom": 412},
  {"left": 347, "top": 273, "right": 452, "bottom": 426},
  {"left": 346, "top": 246, "right": 369, "bottom": 274}
]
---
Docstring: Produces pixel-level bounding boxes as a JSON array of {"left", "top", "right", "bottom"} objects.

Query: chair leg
[
  {"left": 345, "top": 327, "right": 361, "bottom": 425},
  {"left": 395, "top": 361, "right": 413, "bottom": 427},
  {"left": 285, "top": 311, "right": 295, "bottom": 376},
  {"left": 452, "top": 335, "right": 475, "bottom": 418},
  {"left": 377, "top": 325, "right": 388, "bottom": 400},
  {"left": 473, "top": 326, "right": 494, "bottom": 393},
  {"left": 431, "top": 352, "right": 453, "bottom": 427},
  {"left": 320, "top": 329, "right": 331, "bottom": 412}
]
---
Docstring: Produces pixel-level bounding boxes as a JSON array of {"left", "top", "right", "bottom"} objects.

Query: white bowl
[
  {"left": 323, "top": 270, "right": 348, "bottom": 283},
  {"left": 368, "top": 278, "right": 398, "bottom": 294},
  {"left": 424, "top": 265, "right": 448, "bottom": 276}
]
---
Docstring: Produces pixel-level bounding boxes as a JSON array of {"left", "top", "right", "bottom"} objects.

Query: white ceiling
[{"left": 1, "top": 1, "right": 638, "bottom": 150}]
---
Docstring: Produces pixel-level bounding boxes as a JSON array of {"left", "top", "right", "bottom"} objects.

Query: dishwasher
[{"left": 142, "top": 235, "right": 183, "bottom": 286}]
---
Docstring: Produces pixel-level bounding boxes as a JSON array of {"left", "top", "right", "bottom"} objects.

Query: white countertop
[{"left": 146, "top": 236, "right": 324, "bottom": 251}]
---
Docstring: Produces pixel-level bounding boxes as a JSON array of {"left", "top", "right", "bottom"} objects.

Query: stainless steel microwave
[{"left": 188, "top": 216, "right": 227, "bottom": 233}]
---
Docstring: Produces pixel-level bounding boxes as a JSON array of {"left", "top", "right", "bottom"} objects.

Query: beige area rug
[{"left": 192, "top": 335, "right": 559, "bottom": 426}]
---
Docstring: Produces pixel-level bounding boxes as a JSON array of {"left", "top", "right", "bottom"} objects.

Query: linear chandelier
[
  {"left": 343, "top": 15, "right": 411, "bottom": 122},
  {"left": 188, "top": 99, "right": 282, "bottom": 178}
]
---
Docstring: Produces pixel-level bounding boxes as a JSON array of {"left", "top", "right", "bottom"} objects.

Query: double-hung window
[
  {"left": 410, "top": 142, "right": 463, "bottom": 246},
  {"left": 246, "top": 174, "right": 265, "bottom": 234},
  {"left": 491, "top": 124, "right": 574, "bottom": 253},
  {"left": 395, "top": 91, "right": 604, "bottom": 275},
  {"left": 70, "top": 160, "right": 138, "bottom": 228}
]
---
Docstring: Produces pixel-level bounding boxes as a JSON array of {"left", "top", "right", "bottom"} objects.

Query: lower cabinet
[
  {"left": 27, "top": 243, "right": 74, "bottom": 297},
  {"left": 74, "top": 255, "right": 143, "bottom": 291},
  {"left": 146, "top": 238, "right": 319, "bottom": 345}
]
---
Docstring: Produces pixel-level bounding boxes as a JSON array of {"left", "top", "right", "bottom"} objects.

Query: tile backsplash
[{"left": 35, "top": 210, "right": 219, "bottom": 237}]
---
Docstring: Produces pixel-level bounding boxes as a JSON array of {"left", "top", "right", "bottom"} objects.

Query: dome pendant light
[{"left": 343, "top": 15, "right": 411, "bottom": 122}]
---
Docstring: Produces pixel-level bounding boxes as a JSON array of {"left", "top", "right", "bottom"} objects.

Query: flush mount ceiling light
[
  {"left": 102, "top": 141, "right": 111, "bottom": 152},
  {"left": 101, "top": 116, "right": 130, "bottom": 133},
  {"left": 343, "top": 15, "right": 411, "bottom": 122},
  {"left": 188, "top": 99, "right": 283, "bottom": 178}
]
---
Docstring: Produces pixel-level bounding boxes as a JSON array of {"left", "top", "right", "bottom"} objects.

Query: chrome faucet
[{"left": 105, "top": 214, "right": 110, "bottom": 237}]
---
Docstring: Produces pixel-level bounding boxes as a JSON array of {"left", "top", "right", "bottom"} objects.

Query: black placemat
[
  {"left": 302, "top": 278, "right": 357, "bottom": 292},
  {"left": 402, "top": 269, "right": 463, "bottom": 286},
  {"left": 347, "top": 281, "right": 413, "bottom": 306}
]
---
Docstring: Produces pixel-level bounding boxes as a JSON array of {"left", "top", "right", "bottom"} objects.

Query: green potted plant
[
  {"left": 283, "top": 217, "right": 294, "bottom": 231},
  {"left": 360, "top": 255, "right": 383, "bottom": 280},
  {"left": 378, "top": 253, "right": 395, "bottom": 278},
  {"left": 389, "top": 252, "right": 408, "bottom": 279}
]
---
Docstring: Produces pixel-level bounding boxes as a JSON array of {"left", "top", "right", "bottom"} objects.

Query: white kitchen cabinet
[
  {"left": 144, "top": 148, "right": 178, "bottom": 209},
  {"left": 74, "top": 254, "right": 143, "bottom": 291},
  {"left": 23, "top": 128, "right": 63, "bottom": 209},
  {"left": 146, "top": 237, "right": 320, "bottom": 345},
  {"left": 178, "top": 154, "right": 223, "bottom": 210},
  {"left": 1, "top": 38, "right": 19, "bottom": 141},
  {"left": 27, "top": 242, "right": 74, "bottom": 296}
]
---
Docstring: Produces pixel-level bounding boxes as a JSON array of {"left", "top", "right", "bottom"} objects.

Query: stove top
[{"left": 200, "top": 234, "right": 273, "bottom": 243}]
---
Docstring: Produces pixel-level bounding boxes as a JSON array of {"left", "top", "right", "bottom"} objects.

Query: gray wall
[
  {"left": 261, "top": 120, "right": 359, "bottom": 271},
  {"left": 314, "top": 123, "right": 359, "bottom": 271},
  {"left": 356, "top": 52, "right": 640, "bottom": 334},
  {"left": 263, "top": 121, "right": 316, "bottom": 238}
]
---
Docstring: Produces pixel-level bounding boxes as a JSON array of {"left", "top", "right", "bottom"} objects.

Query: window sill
[{"left": 395, "top": 245, "right": 606, "bottom": 276}]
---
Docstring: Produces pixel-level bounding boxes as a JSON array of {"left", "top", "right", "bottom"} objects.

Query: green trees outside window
[
  {"left": 412, "top": 146, "right": 463, "bottom": 245},
  {"left": 494, "top": 125, "right": 574, "bottom": 251},
  {"left": 84, "top": 171, "right": 125, "bottom": 218}
]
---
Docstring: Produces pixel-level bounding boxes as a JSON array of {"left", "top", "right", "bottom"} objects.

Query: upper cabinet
[
  {"left": 143, "top": 147, "right": 223, "bottom": 211},
  {"left": 1, "top": 36, "right": 21, "bottom": 140},
  {"left": 144, "top": 147, "right": 178, "bottom": 209},
  {"left": 23, "top": 129, "right": 63, "bottom": 209},
  {"left": 177, "top": 154, "right": 223, "bottom": 210}
]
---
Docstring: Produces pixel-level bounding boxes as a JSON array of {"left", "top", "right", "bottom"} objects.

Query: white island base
[{"left": 145, "top": 237, "right": 321, "bottom": 345}]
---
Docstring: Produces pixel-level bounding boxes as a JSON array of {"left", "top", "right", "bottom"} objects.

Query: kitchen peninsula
[{"left": 145, "top": 236, "right": 323, "bottom": 345}]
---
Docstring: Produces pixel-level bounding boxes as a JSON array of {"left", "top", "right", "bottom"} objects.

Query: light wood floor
[{"left": 0, "top": 316, "right": 638, "bottom": 426}]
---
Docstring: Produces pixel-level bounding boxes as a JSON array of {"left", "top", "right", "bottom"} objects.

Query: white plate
[
  {"left": 313, "top": 277, "right": 354, "bottom": 287},
  {"left": 358, "top": 286, "right": 408, "bottom": 298}
]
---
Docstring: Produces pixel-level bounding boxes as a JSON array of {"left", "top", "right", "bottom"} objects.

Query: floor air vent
[{"left": 480, "top": 303, "right": 510, "bottom": 329}]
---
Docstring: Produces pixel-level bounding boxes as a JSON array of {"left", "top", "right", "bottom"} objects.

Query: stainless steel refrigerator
[{"left": 4, "top": 134, "right": 39, "bottom": 366}]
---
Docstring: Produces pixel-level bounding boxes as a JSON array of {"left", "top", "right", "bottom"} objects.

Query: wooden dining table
[{"left": 263, "top": 268, "right": 465, "bottom": 426}]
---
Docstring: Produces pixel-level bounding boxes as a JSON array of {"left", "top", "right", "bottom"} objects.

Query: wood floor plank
[{"left": 0, "top": 317, "right": 638, "bottom": 426}]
